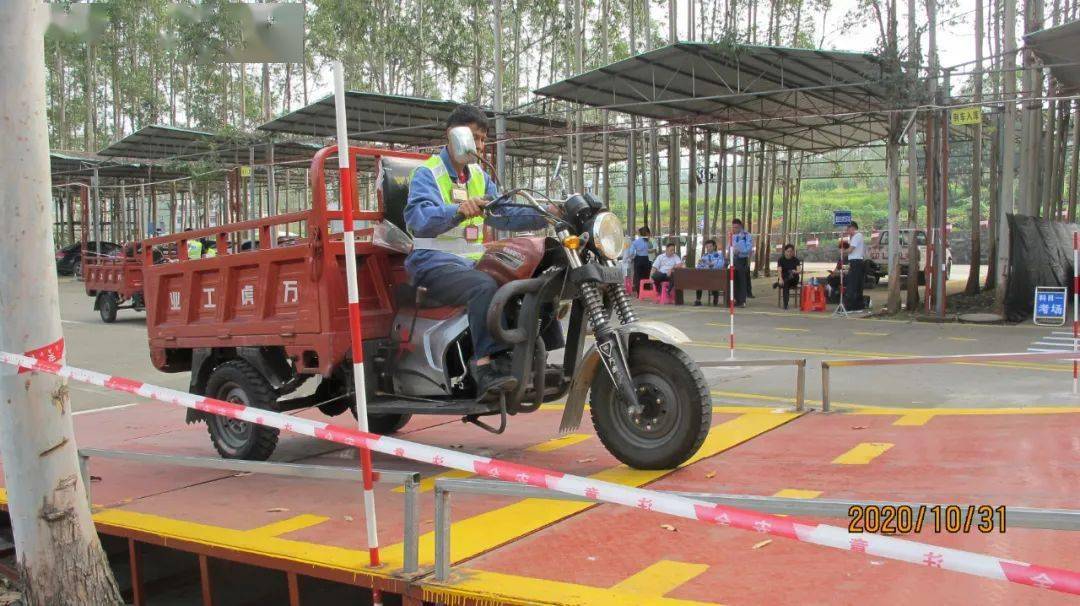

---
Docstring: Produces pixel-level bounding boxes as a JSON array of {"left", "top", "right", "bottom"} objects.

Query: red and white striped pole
[
  {"left": 1073, "top": 232, "right": 1078, "bottom": 394},
  {"left": 333, "top": 62, "right": 382, "bottom": 603},
  {"left": 728, "top": 239, "right": 735, "bottom": 359}
]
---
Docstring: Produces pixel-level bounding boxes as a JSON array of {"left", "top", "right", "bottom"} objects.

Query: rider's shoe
[{"left": 473, "top": 362, "right": 517, "bottom": 399}]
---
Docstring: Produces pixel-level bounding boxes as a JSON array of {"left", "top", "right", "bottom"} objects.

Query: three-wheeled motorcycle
[{"left": 142, "top": 144, "right": 711, "bottom": 469}]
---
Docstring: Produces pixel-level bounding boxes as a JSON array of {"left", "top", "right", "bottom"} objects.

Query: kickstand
[{"left": 463, "top": 393, "right": 508, "bottom": 434}]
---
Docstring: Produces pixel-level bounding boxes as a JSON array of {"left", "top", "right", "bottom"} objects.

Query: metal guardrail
[
  {"left": 699, "top": 358, "right": 807, "bottom": 411},
  {"left": 820, "top": 351, "right": 1080, "bottom": 411},
  {"left": 432, "top": 477, "right": 1080, "bottom": 582},
  {"left": 78, "top": 448, "right": 423, "bottom": 574}
]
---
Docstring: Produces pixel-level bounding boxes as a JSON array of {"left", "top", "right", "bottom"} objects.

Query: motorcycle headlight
[{"left": 590, "top": 212, "right": 625, "bottom": 261}]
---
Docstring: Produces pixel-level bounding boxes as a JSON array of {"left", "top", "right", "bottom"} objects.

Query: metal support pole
[
  {"left": 402, "top": 475, "right": 420, "bottom": 574},
  {"left": 821, "top": 362, "right": 831, "bottom": 412},
  {"left": 493, "top": 0, "right": 506, "bottom": 184},
  {"left": 91, "top": 168, "right": 101, "bottom": 257},
  {"left": 795, "top": 360, "right": 806, "bottom": 411},
  {"left": 268, "top": 142, "right": 276, "bottom": 221},
  {"left": 78, "top": 453, "right": 91, "bottom": 510},
  {"left": 434, "top": 485, "right": 451, "bottom": 582}
]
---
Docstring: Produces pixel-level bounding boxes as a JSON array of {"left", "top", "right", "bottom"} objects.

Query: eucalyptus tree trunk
[
  {"left": 55, "top": 41, "right": 65, "bottom": 148},
  {"left": 1018, "top": 0, "right": 1043, "bottom": 216},
  {"left": 995, "top": 0, "right": 1018, "bottom": 309},
  {"left": 904, "top": 0, "right": 920, "bottom": 310},
  {"left": 884, "top": 0, "right": 902, "bottom": 313},
  {"left": 1069, "top": 100, "right": 1079, "bottom": 222},
  {"left": 0, "top": 4, "right": 123, "bottom": 603},
  {"left": 965, "top": 0, "right": 984, "bottom": 295},
  {"left": 84, "top": 44, "right": 94, "bottom": 150}
]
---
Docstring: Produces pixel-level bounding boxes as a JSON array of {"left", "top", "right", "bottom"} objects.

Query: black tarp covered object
[{"left": 1004, "top": 214, "right": 1079, "bottom": 321}]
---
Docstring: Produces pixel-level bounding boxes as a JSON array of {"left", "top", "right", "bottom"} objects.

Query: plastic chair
[
  {"left": 777, "top": 262, "right": 804, "bottom": 309},
  {"left": 659, "top": 282, "right": 675, "bottom": 304},
  {"left": 638, "top": 279, "right": 659, "bottom": 302}
]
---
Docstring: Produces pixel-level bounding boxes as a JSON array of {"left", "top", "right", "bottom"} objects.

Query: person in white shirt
[
  {"left": 651, "top": 242, "right": 684, "bottom": 289},
  {"left": 844, "top": 221, "right": 867, "bottom": 310}
]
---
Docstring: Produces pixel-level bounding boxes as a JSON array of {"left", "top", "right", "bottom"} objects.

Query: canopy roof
[
  {"left": 50, "top": 151, "right": 188, "bottom": 181},
  {"left": 256, "top": 91, "right": 627, "bottom": 163},
  {"left": 1025, "top": 20, "right": 1080, "bottom": 93},
  {"left": 535, "top": 42, "right": 891, "bottom": 152},
  {"left": 97, "top": 125, "right": 322, "bottom": 165}
]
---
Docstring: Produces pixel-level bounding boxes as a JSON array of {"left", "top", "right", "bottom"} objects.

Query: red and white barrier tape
[
  {"left": 333, "top": 60, "right": 381, "bottom": 605},
  {"left": 2, "top": 350, "right": 1077, "bottom": 597}
]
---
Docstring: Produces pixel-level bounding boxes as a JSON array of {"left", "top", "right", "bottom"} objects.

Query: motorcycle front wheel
[{"left": 589, "top": 340, "right": 711, "bottom": 469}]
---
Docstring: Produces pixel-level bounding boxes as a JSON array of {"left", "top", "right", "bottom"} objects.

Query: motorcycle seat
[{"left": 409, "top": 285, "right": 464, "bottom": 320}]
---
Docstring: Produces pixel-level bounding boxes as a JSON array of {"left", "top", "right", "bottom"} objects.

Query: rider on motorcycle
[{"left": 404, "top": 104, "right": 551, "bottom": 398}]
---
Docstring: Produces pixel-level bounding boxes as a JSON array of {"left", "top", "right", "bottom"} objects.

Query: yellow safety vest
[
  {"left": 410, "top": 155, "right": 488, "bottom": 260},
  {"left": 187, "top": 239, "right": 203, "bottom": 260}
]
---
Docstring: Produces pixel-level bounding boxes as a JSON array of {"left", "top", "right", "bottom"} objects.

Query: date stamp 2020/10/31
[{"left": 848, "top": 505, "right": 1006, "bottom": 534}]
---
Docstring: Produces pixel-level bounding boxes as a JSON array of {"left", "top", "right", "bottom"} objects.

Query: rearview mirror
[{"left": 448, "top": 126, "right": 477, "bottom": 165}]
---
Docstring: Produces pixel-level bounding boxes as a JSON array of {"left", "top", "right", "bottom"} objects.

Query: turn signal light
[{"left": 562, "top": 235, "right": 581, "bottom": 249}]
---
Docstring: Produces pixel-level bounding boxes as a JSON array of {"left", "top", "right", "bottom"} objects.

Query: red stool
[
  {"left": 638, "top": 279, "right": 659, "bottom": 302},
  {"left": 624, "top": 276, "right": 634, "bottom": 292},
  {"left": 659, "top": 282, "right": 675, "bottom": 304}
]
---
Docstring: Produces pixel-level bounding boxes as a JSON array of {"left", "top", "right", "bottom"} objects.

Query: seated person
[
  {"left": 774, "top": 244, "right": 801, "bottom": 309},
  {"left": 651, "top": 242, "right": 684, "bottom": 290},
  {"left": 694, "top": 239, "right": 725, "bottom": 306},
  {"left": 825, "top": 258, "right": 846, "bottom": 303},
  {"left": 405, "top": 104, "right": 553, "bottom": 398}
]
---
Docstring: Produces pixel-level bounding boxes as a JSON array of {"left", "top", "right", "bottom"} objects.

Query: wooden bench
[{"left": 671, "top": 268, "right": 728, "bottom": 305}]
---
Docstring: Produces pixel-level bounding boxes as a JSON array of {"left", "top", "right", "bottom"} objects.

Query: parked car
[
  {"left": 866, "top": 229, "right": 952, "bottom": 285},
  {"left": 55, "top": 241, "right": 122, "bottom": 277}
]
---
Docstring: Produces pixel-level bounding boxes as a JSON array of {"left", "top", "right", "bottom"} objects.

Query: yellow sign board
[
  {"left": 950, "top": 107, "right": 982, "bottom": 126},
  {"left": 240, "top": 166, "right": 252, "bottom": 177}
]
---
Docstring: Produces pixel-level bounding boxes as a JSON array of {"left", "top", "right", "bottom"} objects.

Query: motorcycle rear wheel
[{"left": 589, "top": 340, "right": 711, "bottom": 469}]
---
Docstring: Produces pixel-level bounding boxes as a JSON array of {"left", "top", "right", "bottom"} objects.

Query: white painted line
[{"left": 73, "top": 402, "right": 140, "bottom": 416}]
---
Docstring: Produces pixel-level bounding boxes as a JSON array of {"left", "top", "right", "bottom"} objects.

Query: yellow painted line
[
  {"left": 691, "top": 338, "right": 1071, "bottom": 372},
  {"left": 424, "top": 568, "right": 717, "bottom": 606},
  {"left": 711, "top": 388, "right": 1080, "bottom": 415},
  {"left": 854, "top": 331, "right": 890, "bottom": 336},
  {"left": 102, "top": 510, "right": 393, "bottom": 569},
  {"left": 527, "top": 433, "right": 592, "bottom": 452},
  {"left": 393, "top": 469, "right": 474, "bottom": 494},
  {"left": 380, "top": 411, "right": 801, "bottom": 568},
  {"left": 89, "top": 508, "right": 399, "bottom": 575},
  {"left": 700, "top": 310, "right": 1047, "bottom": 332},
  {"left": 247, "top": 514, "right": 329, "bottom": 537},
  {"left": 893, "top": 413, "right": 935, "bottom": 426},
  {"left": 775, "top": 327, "right": 809, "bottom": 332},
  {"left": 610, "top": 560, "right": 710, "bottom": 597},
  {"left": 832, "top": 442, "right": 894, "bottom": 465},
  {"left": 772, "top": 489, "right": 823, "bottom": 499},
  {"left": 540, "top": 401, "right": 785, "bottom": 415}
]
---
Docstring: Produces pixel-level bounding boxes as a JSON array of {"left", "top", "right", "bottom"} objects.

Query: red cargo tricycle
[{"left": 141, "top": 146, "right": 711, "bottom": 469}]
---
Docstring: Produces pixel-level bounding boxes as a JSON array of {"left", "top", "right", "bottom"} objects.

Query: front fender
[{"left": 558, "top": 320, "right": 690, "bottom": 432}]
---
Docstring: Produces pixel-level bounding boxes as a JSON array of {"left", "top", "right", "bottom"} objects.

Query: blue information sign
[
  {"left": 1034, "top": 287, "right": 1067, "bottom": 326},
  {"left": 833, "top": 210, "right": 852, "bottom": 227}
]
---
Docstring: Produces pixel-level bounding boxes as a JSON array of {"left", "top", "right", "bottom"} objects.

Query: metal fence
[
  {"left": 820, "top": 351, "right": 1080, "bottom": 411},
  {"left": 699, "top": 358, "right": 807, "bottom": 411}
]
